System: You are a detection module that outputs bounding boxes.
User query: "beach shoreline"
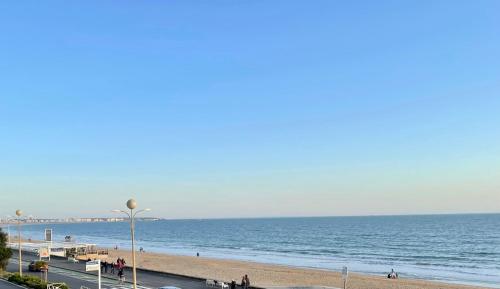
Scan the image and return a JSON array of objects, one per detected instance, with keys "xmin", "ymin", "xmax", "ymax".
[{"xmin": 99, "ymin": 247, "xmax": 494, "ymax": 289}]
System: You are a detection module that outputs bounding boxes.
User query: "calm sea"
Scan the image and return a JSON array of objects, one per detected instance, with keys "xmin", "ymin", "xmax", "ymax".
[{"xmin": 10, "ymin": 214, "xmax": 500, "ymax": 288}]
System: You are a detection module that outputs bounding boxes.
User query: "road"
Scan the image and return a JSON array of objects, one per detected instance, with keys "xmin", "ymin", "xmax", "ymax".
[
  {"xmin": 7, "ymin": 259, "xmax": 108, "ymax": 289},
  {"xmin": 7, "ymin": 251, "xmax": 218, "ymax": 289},
  {"xmin": 0, "ymin": 278, "xmax": 26, "ymax": 289}
]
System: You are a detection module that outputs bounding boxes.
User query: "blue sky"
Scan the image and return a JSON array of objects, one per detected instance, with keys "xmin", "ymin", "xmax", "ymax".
[{"xmin": 0, "ymin": 1, "xmax": 499, "ymax": 218}]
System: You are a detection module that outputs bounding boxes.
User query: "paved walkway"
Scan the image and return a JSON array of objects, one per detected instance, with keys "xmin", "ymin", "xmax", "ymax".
[
  {"xmin": 10, "ymin": 250, "xmax": 217, "ymax": 289},
  {"xmin": 8, "ymin": 259, "xmax": 155, "ymax": 289}
]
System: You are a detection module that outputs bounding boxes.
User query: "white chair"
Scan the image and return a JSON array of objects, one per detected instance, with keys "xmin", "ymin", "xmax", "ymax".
[
  {"xmin": 67, "ymin": 257, "xmax": 79, "ymax": 263},
  {"xmin": 220, "ymin": 282, "xmax": 229, "ymax": 289},
  {"xmin": 206, "ymin": 280, "xmax": 216, "ymax": 287}
]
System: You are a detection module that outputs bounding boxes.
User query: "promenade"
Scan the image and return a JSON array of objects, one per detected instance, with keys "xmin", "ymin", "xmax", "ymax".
[{"xmin": 9, "ymin": 250, "xmax": 211, "ymax": 289}]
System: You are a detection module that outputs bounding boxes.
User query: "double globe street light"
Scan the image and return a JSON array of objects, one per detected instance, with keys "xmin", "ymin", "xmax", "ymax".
[{"xmin": 112, "ymin": 199, "xmax": 151, "ymax": 289}]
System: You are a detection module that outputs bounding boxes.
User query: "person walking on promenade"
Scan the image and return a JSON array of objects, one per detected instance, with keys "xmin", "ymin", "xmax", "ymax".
[
  {"xmin": 230, "ymin": 280, "xmax": 236, "ymax": 289},
  {"xmin": 110, "ymin": 262, "xmax": 115, "ymax": 274},
  {"xmin": 116, "ymin": 257, "xmax": 123, "ymax": 276}
]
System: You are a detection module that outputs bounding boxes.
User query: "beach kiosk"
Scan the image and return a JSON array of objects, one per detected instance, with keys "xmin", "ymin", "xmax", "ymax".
[{"xmin": 11, "ymin": 241, "xmax": 108, "ymax": 260}]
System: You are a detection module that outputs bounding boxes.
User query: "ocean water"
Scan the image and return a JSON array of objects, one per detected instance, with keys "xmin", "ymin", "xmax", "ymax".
[{"xmin": 9, "ymin": 214, "xmax": 500, "ymax": 288}]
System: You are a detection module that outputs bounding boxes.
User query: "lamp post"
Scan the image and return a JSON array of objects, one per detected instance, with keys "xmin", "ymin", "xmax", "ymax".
[
  {"xmin": 112, "ymin": 199, "xmax": 151, "ymax": 289},
  {"xmin": 16, "ymin": 209, "xmax": 23, "ymax": 276}
]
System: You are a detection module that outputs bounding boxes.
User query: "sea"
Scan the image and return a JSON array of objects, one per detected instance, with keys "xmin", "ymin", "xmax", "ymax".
[{"xmin": 7, "ymin": 214, "xmax": 500, "ymax": 288}]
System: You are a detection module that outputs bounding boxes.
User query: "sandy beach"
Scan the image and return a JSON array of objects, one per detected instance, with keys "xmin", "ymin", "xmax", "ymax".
[{"xmin": 101, "ymin": 249, "xmax": 492, "ymax": 289}]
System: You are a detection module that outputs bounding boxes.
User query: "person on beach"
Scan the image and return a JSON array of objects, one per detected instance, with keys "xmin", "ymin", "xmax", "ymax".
[
  {"xmin": 244, "ymin": 275, "xmax": 250, "ymax": 289},
  {"xmin": 241, "ymin": 276, "xmax": 246, "ymax": 289},
  {"xmin": 230, "ymin": 280, "xmax": 236, "ymax": 289},
  {"xmin": 387, "ymin": 269, "xmax": 398, "ymax": 279}
]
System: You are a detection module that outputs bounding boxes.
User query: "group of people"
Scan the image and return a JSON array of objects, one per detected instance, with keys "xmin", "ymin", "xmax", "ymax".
[
  {"xmin": 240, "ymin": 275, "xmax": 250, "ymax": 289},
  {"xmin": 99, "ymin": 258, "xmax": 127, "ymax": 283},
  {"xmin": 226, "ymin": 275, "xmax": 250, "ymax": 289}
]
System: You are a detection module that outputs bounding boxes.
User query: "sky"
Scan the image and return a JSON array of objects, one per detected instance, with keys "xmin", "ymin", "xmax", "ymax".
[{"xmin": 0, "ymin": 1, "xmax": 499, "ymax": 219}]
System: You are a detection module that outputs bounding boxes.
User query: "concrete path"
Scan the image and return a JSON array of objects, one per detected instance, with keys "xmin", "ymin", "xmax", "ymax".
[{"xmin": 9, "ymin": 250, "xmax": 226, "ymax": 289}]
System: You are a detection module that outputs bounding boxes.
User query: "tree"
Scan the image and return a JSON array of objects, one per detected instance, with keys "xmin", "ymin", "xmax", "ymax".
[{"xmin": 0, "ymin": 228, "xmax": 12, "ymax": 271}]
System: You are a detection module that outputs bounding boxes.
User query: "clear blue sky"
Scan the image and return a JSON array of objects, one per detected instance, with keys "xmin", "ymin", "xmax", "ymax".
[{"xmin": 1, "ymin": 1, "xmax": 499, "ymax": 218}]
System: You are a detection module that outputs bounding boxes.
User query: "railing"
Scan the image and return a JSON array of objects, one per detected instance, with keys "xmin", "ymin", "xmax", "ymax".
[
  {"xmin": 75, "ymin": 249, "xmax": 109, "ymax": 260},
  {"xmin": 84, "ymin": 249, "xmax": 109, "ymax": 255},
  {"xmin": 47, "ymin": 283, "xmax": 66, "ymax": 289}
]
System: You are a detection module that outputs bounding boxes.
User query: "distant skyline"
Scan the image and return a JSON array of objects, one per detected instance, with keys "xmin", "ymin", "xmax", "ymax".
[
  {"xmin": 3, "ymin": 213, "xmax": 499, "ymax": 222},
  {"xmin": 1, "ymin": 1, "xmax": 499, "ymax": 218}
]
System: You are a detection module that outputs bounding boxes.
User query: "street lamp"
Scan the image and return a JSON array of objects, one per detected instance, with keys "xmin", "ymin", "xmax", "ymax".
[
  {"xmin": 112, "ymin": 199, "xmax": 151, "ymax": 289},
  {"xmin": 15, "ymin": 209, "xmax": 23, "ymax": 276}
]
